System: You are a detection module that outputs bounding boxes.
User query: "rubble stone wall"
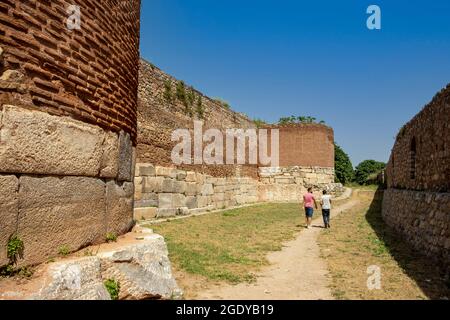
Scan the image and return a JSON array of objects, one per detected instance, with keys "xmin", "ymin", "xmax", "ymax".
[{"xmin": 382, "ymin": 84, "xmax": 450, "ymax": 278}]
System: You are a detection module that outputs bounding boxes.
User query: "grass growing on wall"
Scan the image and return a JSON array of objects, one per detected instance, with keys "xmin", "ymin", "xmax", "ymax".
[{"xmin": 147, "ymin": 203, "xmax": 306, "ymax": 284}]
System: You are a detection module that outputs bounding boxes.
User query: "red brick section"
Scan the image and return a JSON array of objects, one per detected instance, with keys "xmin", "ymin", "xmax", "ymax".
[
  {"xmin": 0, "ymin": 0, "xmax": 141, "ymax": 143},
  {"xmin": 385, "ymin": 84, "xmax": 450, "ymax": 192},
  {"xmin": 137, "ymin": 59, "xmax": 259, "ymax": 178},
  {"xmin": 262, "ymin": 124, "xmax": 335, "ymax": 168},
  {"xmin": 137, "ymin": 60, "xmax": 335, "ymax": 176}
]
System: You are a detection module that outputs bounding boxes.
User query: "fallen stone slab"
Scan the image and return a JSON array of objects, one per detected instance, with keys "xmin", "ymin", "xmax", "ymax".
[
  {"xmin": 0, "ymin": 230, "xmax": 182, "ymax": 301},
  {"xmin": 30, "ymin": 257, "xmax": 110, "ymax": 300},
  {"xmin": 98, "ymin": 234, "xmax": 182, "ymax": 300}
]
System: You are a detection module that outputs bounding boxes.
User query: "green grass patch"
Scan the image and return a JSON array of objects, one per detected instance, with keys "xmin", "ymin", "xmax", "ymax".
[{"xmin": 146, "ymin": 203, "xmax": 305, "ymax": 284}]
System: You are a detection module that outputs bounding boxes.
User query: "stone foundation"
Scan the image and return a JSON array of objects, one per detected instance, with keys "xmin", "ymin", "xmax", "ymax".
[
  {"xmin": 134, "ymin": 164, "xmax": 259, "ymax": 219},
  {"xmin": 258, "ymin": 166, "xmax": 343, "ymax": 202},
  {"xmin": 382, "ymin": 189, "xmax": 450, "ymax": 277},
  {"xmin": 134, "ymin": 164, "xmax": 341, "ymax": 220},
  {"xmin": 0, "ymin": 106, "xmax": 135, "ymax": 267}
]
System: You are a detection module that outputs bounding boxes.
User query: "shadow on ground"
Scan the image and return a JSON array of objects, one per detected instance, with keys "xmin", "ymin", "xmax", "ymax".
[{"xmin": 365, "ymin": 188, "xmax": 450, "ymax": 299}]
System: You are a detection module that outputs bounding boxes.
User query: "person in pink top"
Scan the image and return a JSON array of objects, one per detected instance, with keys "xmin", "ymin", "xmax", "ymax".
[{"xmin": 303, "ymin": 187, "xmax": 318, "ymax": 229}]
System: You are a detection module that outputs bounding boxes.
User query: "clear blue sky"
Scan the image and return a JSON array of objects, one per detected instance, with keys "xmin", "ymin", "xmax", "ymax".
[{"xmin": 140, "ymin": 0, "xmax": 450, "ymax": 166}]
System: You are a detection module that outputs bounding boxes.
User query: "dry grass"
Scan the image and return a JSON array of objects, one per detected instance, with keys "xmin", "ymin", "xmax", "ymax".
[
  {"xmin": 318, "ymin": 191, "xmax": 450, "ymax": 300},
  {"xmin": 147, "ymin": 203, "xmax": 307, "ymax": 285}
]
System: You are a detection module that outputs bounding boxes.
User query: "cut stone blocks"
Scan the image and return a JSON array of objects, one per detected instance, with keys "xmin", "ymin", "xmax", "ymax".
[
  {"xmin": 134, "ymin": 207, "xmax": 158, "ymax": 221},
  {"xmin": 118, "ymin": 131, "xmax": 133, "ymax": 182},
  {"xmin": 143, "ymin": 176, "xmax": 164, "ymax": 193},
  {"xmin": 201, "ymin": 184, "xmax": 214, "ymax": 196},
  {"xmin": 186, "ymin": 196, "xmax": 198, "ymax": 209},
  {"xmin": 106, "ymin": 180, "xmax": 134, "ymax": 236},
  {"xmin": 99, "ymin": 131, "xmax": 120, "ymax": 178},
  {"xmin": 0, "ymin": 175, "xmax": 19, "ymax": 266},
  {"xmin": 135, "ymin": 163, "xmax": 156, "ymax": 177},
  {"xmin": 156, "ymin": 209, "xmax": 178, "ymax": 218},
  {"xmin": 155, "ymin": 166, "xmax": 177, "ymax": 178},
  {"xmin": 16, "ymin": 176, "xmax": 107, "ymax": 266},
  {"xmin": 0, "ymin": 105, "xmax": 118, "ymax": 178}
]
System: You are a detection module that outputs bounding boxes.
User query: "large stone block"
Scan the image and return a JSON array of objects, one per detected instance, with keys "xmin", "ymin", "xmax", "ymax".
[
  {"xmin": 186, "ymin": 196, "xmax": 198, "ymax": 209},
  {"xmin": 31, "ymin": 257, "xmax": 110, "ymax": 300},
  {"xmin": 173, "ymin": 194, "xmax": 186, "ymax": 208},
  {"xmin": 197, "ymin": 196, "xmax": 208, "ymax": 208},
  {"xmin": 135, "ymin": 163, "xmax": 156, "ymax": 177},
  {"xmin": 99, "ymin": 131, "xmax": 119, "ymax": 178},
  {"xmin": 106, "ymin": 181, "xmax": 134, "ymax": 236},
  {"xmin": 185, "ymin": 172, "xmax": 196, "ymax": 182},
  {"xmin": 118, "ymin": 131, "xmax": 133, "ymax": 182},
  {"xmin": 155, "ymin": 166, "xmax": 177, "ymax": 178},
  {"xmin": 98, "ymin": 236, "xmax": 182, "ymax": 299},
  {"xmin": 143, "ymin": 176, "xmax": 164, "ymax": 193},
  {"xmin": 201, "ymin": 183, "xmax": 214, "ymax": 196},
  {"xmin": 17, "ymin": 176, "xmax": 106, "ymax": 266},
  {"xmin": 0, "ymin": 105, "xmax": 116, "ymax": 178},
  {"xmin": 134, "ymin": 207, "xmax": 158, "ymax": 221},
  {"xmin": 0, "ymin": 175, "xmax": 19, "ymax": 266},
  {"xmin": 156, "ymin": 209, "xmax": 178, "ymax": 218},
  {"xmin": 185, "ymin": 182, "xmax": 199, "ymax": 196},
  {"xmin": 158, "ymin": 193, "xmax": 174, "ymax": 209}
]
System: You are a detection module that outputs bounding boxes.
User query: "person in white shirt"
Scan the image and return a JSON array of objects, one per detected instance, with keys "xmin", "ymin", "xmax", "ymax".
[{"xmin": 320, "ymin": 190, "xmax": 332, "ymax": 229}]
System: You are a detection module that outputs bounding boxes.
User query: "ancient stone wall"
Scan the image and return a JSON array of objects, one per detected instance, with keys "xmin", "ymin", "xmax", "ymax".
[
  {"xmin": 385, "ymin": 85, "xmax": 449, "ymax": 192},
  {"xmin": 135, "ymin": 60, "xmax": 338, "ymax": 218},
  {"xmin": 258, "ymin": 166, "xmax": 342, "ymax": 202},
  {"xmin": 133, "ymin": 164, "xmax": 343, "ymax": 220},
  {"xmin": 134, "ymin": 164, "xmax": 259, "ymax": 220},
  {"xmin": 382, "ymin": 84, "xmax": 450, "ymax": 277},
  {"xmin": 0, "ymin": 0, "xmax": 141, "ymax": 267}
]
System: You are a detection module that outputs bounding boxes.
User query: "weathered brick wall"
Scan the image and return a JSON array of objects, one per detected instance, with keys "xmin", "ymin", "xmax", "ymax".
[
  {"xmin": 270, "ymin": 124, "xmax": 335, "ymax": 168},
  {"xmin": 138, "ymin": 59, "xmax": 258, "ymax": 178},
  {"xmin": 0, "ymin": 0, "xmax": 140, "ymax": 267},
  {"xmin": 382, "ymin": 84, "xmax": 450, "ymax": 278},
  {"xmin": 0, "ymin": 0, "xmax": 140, "ymax": 142},
  {"xmin": 138, "ymin": 60, "xmax": 335, "ymax": 178}
]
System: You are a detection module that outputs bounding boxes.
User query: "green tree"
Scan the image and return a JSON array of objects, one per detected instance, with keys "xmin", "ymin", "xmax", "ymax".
[
  {"xmin": 354, "ymin": 160, "xmax": 386, "ymax": 185},
  {"xmin": 334, "ymin": 143, "xmax": 354, "ymax": 184}
]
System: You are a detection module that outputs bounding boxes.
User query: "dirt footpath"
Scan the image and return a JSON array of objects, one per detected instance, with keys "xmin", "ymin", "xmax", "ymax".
[{"xmin": 195, "ymin": 199, "xmax": 359, "ymax": 300}]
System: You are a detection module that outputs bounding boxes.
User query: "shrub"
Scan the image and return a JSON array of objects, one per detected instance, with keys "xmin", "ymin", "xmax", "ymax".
[
  {"xmin": 104, "ymin": 279, "xmax": 120, "ymax": 300},
  {"xmin": 196, "ymin": 96, "xmax": 205, "ymax": 119},
  {"xmin": 334, "ymin": 143, "xmax": 354, "ymax": 184},
  {"xmin": 58, "ymin": 245, "xmax": 70, "ymax": 256},
  {"xmin": 163, "ymin": 80, "xmax": 172, "ymax": 102},
  {"xmin": 214, "ymin": 98, "xmax": 231, "ymax": 109},
  {"xmin": 7, "ymin": 235, "xmax": 24, "ymax": 265},
  {"xmin": 354, "ymin": 160, "xmax": 386, "ymax": 185},
  {"xmin": 106, "ymin": 232, "xmax": 118, "ymax": 243},
  {"xmin": 176, "ymin": 81, "xmax": 187, "ymax": 103},
  {"xmin": 278, "ymin": 115, "xmax": 325, "ymax": 125},
  {"xmin": 253, "ymin": 118, "xmax": 267, "ymax": 128}
]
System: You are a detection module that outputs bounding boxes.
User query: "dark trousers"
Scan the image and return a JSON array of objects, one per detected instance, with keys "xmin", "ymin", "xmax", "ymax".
[{"xmin": 322, "ymin": 209, "xmax": 330, "ymax": 226}]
